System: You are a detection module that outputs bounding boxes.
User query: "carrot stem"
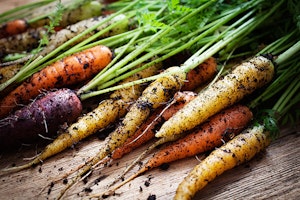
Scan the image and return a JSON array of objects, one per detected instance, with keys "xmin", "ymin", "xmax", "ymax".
[
  {"xmin": 80, "ymin": 1, "xmax": 281, "ymax": 99},
  {"xmin": 275, "ymin": 40, "xmax": 300, "ymax": 66},
  {"xmin": 80, "ymin": 1, "xmax": 266, "ymax": 98},
  {"xmin": 257, "ymin": 30, "xmax": 297, "ymax": 56},
  {"xmin": 78, "ymin": 28, "xmax": 145, "ymax": 93},
  {"xmin": 182, "ymin": 0, "xmax": 283, "ymax": 73},
  {"xmin": 274, "ymin": 76, "xmax": 300, "ymax": 115},
  {"xmin": 78, "ymin": 0, "xmax": 217, "ymax": 95}
]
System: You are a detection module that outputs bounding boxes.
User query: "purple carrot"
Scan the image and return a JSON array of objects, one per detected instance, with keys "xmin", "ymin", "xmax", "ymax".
[{"xmin": 0, "ymin": 88, "xmax": 82, "ymax": 150}]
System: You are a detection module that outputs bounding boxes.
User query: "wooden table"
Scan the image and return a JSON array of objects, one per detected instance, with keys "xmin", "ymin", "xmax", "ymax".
[{"xmin": 0, "ymin": 1, "xmax": 299, "ymax": 200}]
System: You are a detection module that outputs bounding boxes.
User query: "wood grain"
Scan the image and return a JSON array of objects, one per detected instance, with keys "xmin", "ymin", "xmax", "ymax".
[{"xmin": 0, "ymin": 1, "xmax": 299, "ymax": 200}]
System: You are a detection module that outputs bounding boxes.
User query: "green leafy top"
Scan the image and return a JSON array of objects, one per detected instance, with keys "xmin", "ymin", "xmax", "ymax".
[
  {"xmin": 167, "ymin": 0, "xmax": 193, "ymax": 13},
  {"xmin": 287, "ymin": 0, "xmax": 300, "ymax": 31},
  {"xmin": 40, "ymin": 1, "xmax": 64, "ymax": 46},
  {"xmin": 136, "ymin": 11, "xmax": 169, "ymax": 32}
]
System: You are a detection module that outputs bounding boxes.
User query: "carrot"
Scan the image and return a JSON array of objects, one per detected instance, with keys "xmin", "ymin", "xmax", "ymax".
[
  {"xmin": 86, "ymin": 66, "xmax": 186, "ymax": 164},
  {"xmin": 94, "ymin": 104, "xmax": 253, "ymax": 198},
  {"xmin": 57, "ymin": 66, "xmax": 187, "ymax": 199},
  {"xmin": 155, "ymin": 55, "xmax": 275, "ymax": 141},
  {"xmin": 0, "ymin": 62, "xmax": 161, "ymax": 174},
  {"xmin": 0, "ymin": 19, "xmax": 28, "ymax": 39},
  {"xmin": 0, "ymin": 88, "xmax": 82, "ymax": 151},
  {"xmin": 88, "ymin": 66, "xmax": 186, "ymax": 164},
  {"xmin": 21, "ymin": 0, "xmax": 102, "ymax": 30},
  {"xmin": 100, "ymin": 92, "xmax": 196, "ymax": 186},
  {"xmin": 35, "ymin": 14, "xmax": 127, "ymax": 58},
  {"xmin": 174, "ymin": 124, "xmax": 270, "ymax": 200},
  {"xmin": 0, "ymin": 45, "xmax": 112, "ymax": 118},
  {"xmin": 181, "ymin": 57, "xmax": 217, "ymax": 91}
]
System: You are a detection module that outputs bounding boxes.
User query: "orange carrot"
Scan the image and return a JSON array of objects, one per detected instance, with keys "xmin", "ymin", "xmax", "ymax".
[
  {"xmin": 0, "ymin": 19, "xmax": 28, "ymax": 39},
  {"xmin": 181, "ymin": 57, "xmax": 217, "ymax": 91},
  {"xmin": 0, "ymin": 45, "xmax": 112, "ymax": 118},
  {"xmin": 142, "ymin": 104, "xmax": 253, "ymax": 168},
  {"xmin": 94, "ymin": 104, "xmax": 253, "ymax": 198}
]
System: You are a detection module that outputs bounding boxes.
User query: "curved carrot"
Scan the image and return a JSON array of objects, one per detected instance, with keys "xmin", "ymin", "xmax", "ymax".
[
  {"xmin": 174, "ymin": 124, "xmax": 270, "ymax": 200},
  {"xmin": 0, "ymin": 45, "xmax": 112, "ymax": 118},
  {"xmin": 0, "ymin": 19, "xmax": 28, "ymax": 39},
  {"xmin": 92, "ymin": 104, "xmax": 253, "ymax": 198},
  {"xmin": 143, "ymin": 104, "xmax": 253, "ymax": 168}
]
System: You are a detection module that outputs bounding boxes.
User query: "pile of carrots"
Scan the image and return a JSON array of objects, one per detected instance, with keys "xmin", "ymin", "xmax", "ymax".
[{"xmin": 0, "ymin": 0, "xmax": 299, "ymax": 199}]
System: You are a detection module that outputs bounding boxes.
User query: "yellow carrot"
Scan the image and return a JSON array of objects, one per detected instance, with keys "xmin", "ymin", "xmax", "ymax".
[
  {"xmin": 155, "ymin": 56, "xmax": 275, "ymax": 140},
  {"xmin": 174, "ymin": 124, "xmax": 270, "ymax": 200}
]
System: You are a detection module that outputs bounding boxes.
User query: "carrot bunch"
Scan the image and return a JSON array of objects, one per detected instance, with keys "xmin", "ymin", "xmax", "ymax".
[{"xmin": 0, "ymin": 1, "xmax": 299, "ymax": 200}]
